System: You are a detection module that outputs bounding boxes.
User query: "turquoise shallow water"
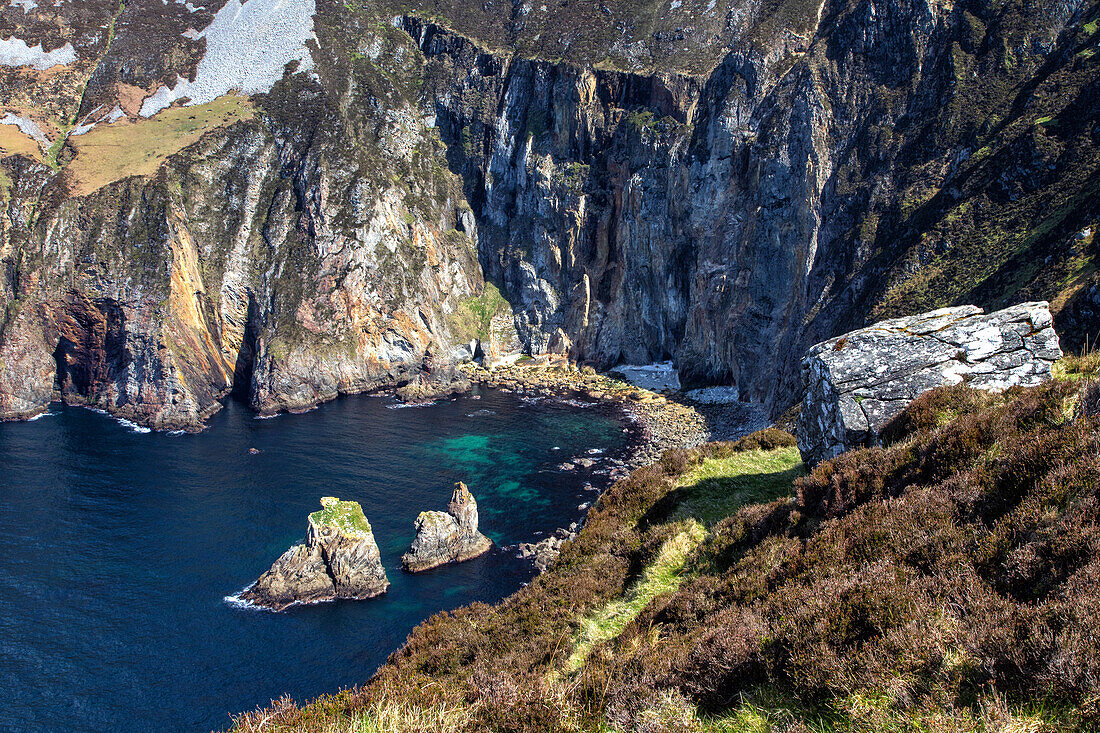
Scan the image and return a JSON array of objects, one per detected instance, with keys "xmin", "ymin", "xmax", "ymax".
[{"xmin": 0, "ymin": 388, "xmax": 628, "ymax": 732}]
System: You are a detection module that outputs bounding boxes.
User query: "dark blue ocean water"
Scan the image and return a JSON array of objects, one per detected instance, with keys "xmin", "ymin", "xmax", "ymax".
[{"xmin": 0, "ymin": 388, "xmax": 627, "ymax": 732}]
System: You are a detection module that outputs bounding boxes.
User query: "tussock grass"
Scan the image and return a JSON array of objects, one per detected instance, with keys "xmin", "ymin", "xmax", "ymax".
[
  {"xmin": 1055, "ymin": 348, "xmax": 1100, "ymax": 380},
  {"xmin": 565, "ymin": 520, "xmax": 706, "ymax": 674},
  {"xmin": 349, "ymin": 699, "xmax": 473, "ymax": 733},
  {"xmin": 670, "ymin": 446, "xmax": 805, "ymax": 527},
  {"xmin": 66, "ymin": 95, "xmax": 254, "ymax": 196},
  {"xmin": 610, "ymin": 685, "xmax": 1080, "ymax": 732}
]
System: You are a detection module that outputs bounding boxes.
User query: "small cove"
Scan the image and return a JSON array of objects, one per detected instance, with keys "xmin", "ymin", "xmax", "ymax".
[{"xmin": 0, "ymin": 387, "xmax": 629, "ymax": 732}]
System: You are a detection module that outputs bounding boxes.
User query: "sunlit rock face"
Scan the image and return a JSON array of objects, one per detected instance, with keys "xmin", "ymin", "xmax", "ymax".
[
  {"xmin": 0, "ymin": 0, "xmax": 1096, "ymax": 427},
  {"xmin": 797, "ymin": 303, "xmax": 1063, "ymax": 466},
  {"xmin": 241, "ymin": 497, "xmax": 390, "ymax": 611},
  {"xmin": 402, "ymin": 482, "xmax": 493, "ymax": 572}
]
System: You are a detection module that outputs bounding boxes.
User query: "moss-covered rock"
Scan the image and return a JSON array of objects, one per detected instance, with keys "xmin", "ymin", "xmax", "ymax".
[{"xmin": 241, "ymin": 498, "xmax": 389, "ymax": 611}]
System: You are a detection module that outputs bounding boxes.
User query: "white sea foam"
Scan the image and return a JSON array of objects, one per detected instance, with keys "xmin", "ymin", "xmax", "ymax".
[
  {"xmin": 115, "ymin": 418, "xmax": 152, "ymax": 433},
  {"xmin": 140, "ymin": 0, "xmax": 316, "ymax": 116},
  {"xmin": 0, "ymin": 37, "xmax": 76, "ymax": 70},
  {"xmin": 386, "ymin": 401, "xmax": 436, "ymax": 409},
  {"xmin": 223, "ymin": 586, "xmax": 267, "ymax": 610},
  {"xmin": 224, "ymin": 585, "xmax": 334, "ymax": 611},
  {"xmin": 26, "ymin": 410, "xmax": 54, "ymax": 421}
]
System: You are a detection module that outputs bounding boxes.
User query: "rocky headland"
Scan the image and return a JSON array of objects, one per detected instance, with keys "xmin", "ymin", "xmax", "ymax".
[
  {"xmin": 240, "ymin": 498, "xmax": 389, "ymax": 611},
  {"xmin": 402, "ymin": 482, "xmax": 492, "ymax": 572}
]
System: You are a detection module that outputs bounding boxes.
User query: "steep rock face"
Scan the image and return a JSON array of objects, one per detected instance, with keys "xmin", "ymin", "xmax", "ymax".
[
  {"xmin": 2, "ymin": 0, "xmax": 1098, "ymax": 428},
  {"xmin": 241, "ymin": 497, "xmax": 389, "ymax": 611},
  {"xmin": 404, "ymin": 0, "xmax": 1099, "ymax": 409},
  {"xmin": 796, "ymin": 302, "xmax": 1062, "ymax": 466},
  {"xmin": 0, "ymin": 2, "xmax": 491, "ymax": 429},
  {"xmin": 402, "ymin": 482, "xmax": 493, "ymax": 572}
]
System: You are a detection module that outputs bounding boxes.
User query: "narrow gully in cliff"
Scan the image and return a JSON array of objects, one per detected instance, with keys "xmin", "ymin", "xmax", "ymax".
[{"xmin": 230, "ymin": 292, "xmax": 261, "ymax": 402}]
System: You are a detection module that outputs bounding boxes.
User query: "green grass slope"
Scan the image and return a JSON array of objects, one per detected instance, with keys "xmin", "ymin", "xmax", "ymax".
[{"xmin": 228, "ymin": 378, "xmax": 1100, "ymax": 731}]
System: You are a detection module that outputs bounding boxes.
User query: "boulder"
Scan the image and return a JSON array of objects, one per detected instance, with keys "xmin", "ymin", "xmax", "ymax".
[
  {"xmin": 796, "ymin": 302, "xmax": 1062, "ymax": 466},
  {"xmin": 240, "ymin": 497, "xmax": 389, "ymax": 611},
  {"xmin": 402, "ymin": 482, "xmax": 492, "ymax": 572},
  {"xmin": 517, "ymin": 536, "xmax": 564, "ymax": 572},
  {"xmin": 395, "ymin": 349, "xmax": 471, "ymax": 402}
]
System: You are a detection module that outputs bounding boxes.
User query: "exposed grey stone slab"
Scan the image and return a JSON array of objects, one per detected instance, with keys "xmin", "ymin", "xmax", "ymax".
[{"xmin": 796, "ymin": 302, "xmax": 1062, "ymax": 466}]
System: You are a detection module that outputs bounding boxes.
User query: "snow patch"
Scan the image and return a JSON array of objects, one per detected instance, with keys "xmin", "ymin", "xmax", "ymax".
[
  {"xmin": 70, "ymin": 104, "xmax": 127, "ymax": 135},
  {"xmin": 0, "ymin": 112, "xmax": 49, "ymax": 150},
  {"xmin": 0, "ymin": 37, "xmax": 76, "ymax": 70},
  {"xmin": 610, "ymin": 361, "xmax": 681, "ymax": 392},
  {"xmin": 140, "ymin": 0, "xmax": 316, "ymax": 117},
  {"xmin": 9, "ymin": 0, "xmax": 37, "ymax": 12}
]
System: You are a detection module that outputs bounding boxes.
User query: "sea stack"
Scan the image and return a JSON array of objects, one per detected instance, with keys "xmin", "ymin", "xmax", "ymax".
[
  {"xmin": 240, "ymin": 497, "xmax": 389, "ymax": 611},
  {"xmin": 402, "ymin": 482, "xmax": 493, "ymax": 572}
]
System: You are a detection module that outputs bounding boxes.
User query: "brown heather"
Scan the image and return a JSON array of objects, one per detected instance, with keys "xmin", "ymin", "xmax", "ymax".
[{"xmin": 231, "ymin": 379, "xmax": 1100, "ymax": 732}]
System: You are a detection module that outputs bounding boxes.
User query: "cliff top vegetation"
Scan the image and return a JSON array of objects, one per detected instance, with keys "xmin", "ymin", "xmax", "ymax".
[
  {"xmin": 231, "ymin": 358, "xmax": 1100, "ymax": 732},
  {"xmin": 310, "ymin": 499, "xmax": 374, "ymax": 536}
]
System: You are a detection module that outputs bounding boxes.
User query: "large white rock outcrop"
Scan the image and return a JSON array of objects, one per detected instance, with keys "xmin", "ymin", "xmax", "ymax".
[{"xmin": 796, "ymin": 303, "xmax": 1062, "ymax": 466}]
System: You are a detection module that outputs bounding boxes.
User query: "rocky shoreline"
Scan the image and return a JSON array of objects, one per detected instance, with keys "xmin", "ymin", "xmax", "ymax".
[
  {"xmin": 459, "ymin": 360, "xmax": 770, "ymax": 571},
  {"xmin": 461, "ymin": 360, "xmax": 769, "ymax": 469}
]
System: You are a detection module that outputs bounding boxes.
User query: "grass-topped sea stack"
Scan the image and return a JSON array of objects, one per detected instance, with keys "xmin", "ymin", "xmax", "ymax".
[
  {"xmin": 240, "ymin": 498, "xmax": 389, "ymax": 611},
  {"xmin": 402, "ymin": 482, "xmax": 492, "ymax": 572}
]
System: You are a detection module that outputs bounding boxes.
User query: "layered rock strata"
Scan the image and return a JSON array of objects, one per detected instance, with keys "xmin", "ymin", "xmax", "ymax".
[
  {"xmin": 241, "ymin": 497, "xmax": 389, "ymax": 611},
  {"xmin": 797, "ymin": 303, "xmax": 1063, "ymax": 466},
  {"xmin": 1, "ymin": 0, "xmax": 1095, "ymax": 431},
  {"xmin": 402, "ymin": 482, "xmax": 492, "ymax": 572}
]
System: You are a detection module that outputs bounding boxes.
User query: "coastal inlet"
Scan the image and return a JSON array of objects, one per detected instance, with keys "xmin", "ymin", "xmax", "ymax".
[{"xmin": 0, "ymin": 387, "xmax": 629, "ymax": 732}]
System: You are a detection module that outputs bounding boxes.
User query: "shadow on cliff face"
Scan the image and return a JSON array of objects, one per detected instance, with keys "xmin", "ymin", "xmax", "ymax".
[
  {"xmin": 50, "ymin": 293, "xmax": 128, "ymax": 405},
  {"xmin": 230, "ymin": 294, "xmax": 261, "ymax": 403}
]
